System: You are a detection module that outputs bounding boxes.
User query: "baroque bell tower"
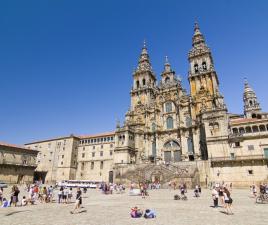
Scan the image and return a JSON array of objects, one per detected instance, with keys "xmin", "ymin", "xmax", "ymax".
[
  {"xmin": 188, "ymin": 22, "xmax": 225, "ymax": 118},
  {"xmin": 243, "ymin": 79, "xmax": 261, "ymax": 118},
  {"xmin": 130, "ymin": 41, "xmax": 157, "ymax": 110}
]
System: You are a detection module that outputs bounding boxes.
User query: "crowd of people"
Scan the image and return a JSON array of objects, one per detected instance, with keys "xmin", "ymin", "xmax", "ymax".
[
  {"xmin": 250, "ymin": 183, "xmax": 268, "ymax": 197},
  {"xmin": 99, "ymin": 182, "xmax": 125, "ymax": 194},
  {"xmin": 0, "ymin": 183, "xmax": 84, "ymax": 214},
  {"xmin": 130, "ymin": 206, "xmax": 156, "ymax": 218},
  {"xmin": 1, "ymin": 180, "xmax": 268, "ymax": 218},
  {"xmin": 211, "ymin": 185, "xmax": 233, "ymax": 215}
]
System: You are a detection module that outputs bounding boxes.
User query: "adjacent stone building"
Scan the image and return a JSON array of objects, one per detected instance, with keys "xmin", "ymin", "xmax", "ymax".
[
  {"xmin": 0, "ymin": 142, "xmax": 38, "ymax": 184},
  {"xmin": 25, "ymin": 135, "xmax": 80, "ymax": 183},
  {"xmin": 23, "ymin": 22, "xmax": 268, "ymax": 187}
]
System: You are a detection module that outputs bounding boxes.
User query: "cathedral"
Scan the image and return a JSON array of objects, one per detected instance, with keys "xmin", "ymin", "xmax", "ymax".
[{"xmin": 23, "ymin": 22, "xmax": 268, "ymax": 187}]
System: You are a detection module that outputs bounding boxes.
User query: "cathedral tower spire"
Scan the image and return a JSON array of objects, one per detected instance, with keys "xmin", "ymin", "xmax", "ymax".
[
  {"xmin": 188, "ymin": 22, "xmax": 225, "ymax": 117},
  {"xmin": 135, "ymin": 40, "xmax": 155, "ymax": 75},
  {"xmin": 243, "ymin": 78, "xmax": 261, "ymax": 118},
  {"xmin": 130, "ymin": 41, "xmax": 157, "ymax": 110}
]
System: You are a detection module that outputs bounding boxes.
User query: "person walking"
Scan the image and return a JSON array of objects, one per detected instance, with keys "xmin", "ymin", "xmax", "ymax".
[
  {"xmin": 223, "ymin": 187, "xmax": 233, "ymax": 215},
  {"xmin": 58, "ymin": 187, "xmax": 63, "ymax": 204},
  {"xmin": 218, "ymin": 186, "xmax": 224, "ymax": 206},
  {"xmin": 67, "ymin": 188, "xmax": 73, "ymax": 203},
  {"xmin": 70, "ymin": 187, "xmax": 82, "ymax": 214},
  {"xmin": 140, "ymin": 183, "xmax": 145, "ymax": 199},
  {"xmin": 13, "ymin": 186, "xmax": 20, "ymax": 207}
]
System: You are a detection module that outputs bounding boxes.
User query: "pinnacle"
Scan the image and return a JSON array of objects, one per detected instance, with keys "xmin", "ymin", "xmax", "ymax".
[
  {"xmin": 135, "ymin": 40, "xmax": 153, "ymax": 73},
  {"xmin": 163, "ymin": 56, "xmax": 172, "ymax": 73},
  {"xmin": 194, "ymin": 20, "xmax": 202, "ymax": 36}
]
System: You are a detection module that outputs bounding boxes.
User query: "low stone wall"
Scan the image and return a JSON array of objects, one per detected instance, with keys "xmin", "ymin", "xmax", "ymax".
[{"xmin": 0, "ymin": 165, "xmax": 35, "ymax": 184}]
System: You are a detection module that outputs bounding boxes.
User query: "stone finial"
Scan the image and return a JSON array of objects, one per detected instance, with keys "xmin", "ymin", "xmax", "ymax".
[
  {"xmin": 116, "ymin": 119, "xmax": 120, "ymax": 128},
  {"xmin": 163, "ymin": 56, "xmax": 171, "ymax": 73}
]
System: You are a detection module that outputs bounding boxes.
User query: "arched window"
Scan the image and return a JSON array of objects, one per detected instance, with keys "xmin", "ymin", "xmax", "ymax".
[
  {"xmin": 239, "ymin": 127, "xmax": 245, "ymax": 134},
  {"xmin": 166, "ymin": 117, "xmax": 174, "ymax": 129},
  {"xmin": 214, "ymin": 122, "xmax": 219, "ymax": 129},
  {"xmin": 136, "ymin": 80, "xmax": 140, "ymax": 89},
  {"xmin": 194, "ymin": 64, "xmax": 199, "ymax": 73},
  {"xmin": 249, "ymin": 100, "xmax": 253, "ymax": 106},
  {"xmin": 267, "ymin": 124, "xmax": 268, "ymax": 130},
  {"xmin": 259, "ymin": 125, "xmax": 266, "ymax": 132},
  {"xmin": 245, "ymin": 126, "xmax": 252, "ymax": 133},
  {"xmin": 142, "ymin": 78, "xmax": 146, "ymax": 86},
  {"xmin": 165, "ymin": 102, "xmax": 172, "ymax": 113},
  {"xmin": 232, "ymin": 128, "xmax": 238, "ymax": 134},
  {"xmin": 202, "ymin": 61, "xmax": 207, "ymax": 70},
  {"xmin": 252, "ymin": 126, "xmax": 259, "ymax": 132},
  {"xmin": 257, "ymin": 114, "xmax": 262, "ymax": 119},
  {"xmin": 165, "ymin": 77, "xmax": 170, "ymax": 83},
  {"xmin": 252, "ymin": 113, "xmax": 256, "ymax": 118},
  {"xmin": 209, "ymin": 123, "xmax": 214, "ymax": 130}
]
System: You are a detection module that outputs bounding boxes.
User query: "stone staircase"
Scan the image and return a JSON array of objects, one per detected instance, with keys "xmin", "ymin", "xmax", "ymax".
[{"xmin": 121, "ymin": 162, "xmax": 199, "ymax": 188}]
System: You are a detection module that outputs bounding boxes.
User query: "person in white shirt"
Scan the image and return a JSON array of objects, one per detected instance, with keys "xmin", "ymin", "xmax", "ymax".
[
  {"xmin": 211, "ymin": 187, "xmax": 219, "ymax": 208},
  {"xmin": 21, "ymin": 196, "xmax": 27, "ymax": 206},
  {"xmin": 223, "ymin": 187, "xmax": 233, "ymax": 215},
  {"xmin": 67, "ymin": 188, "xmax": 73, "ymax": 203}
]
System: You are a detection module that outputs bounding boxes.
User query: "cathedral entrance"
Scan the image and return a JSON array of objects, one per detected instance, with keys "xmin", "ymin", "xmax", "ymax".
[{"xmin": 163, "ymin": 141, "xmax": 181, "ymax": 163}]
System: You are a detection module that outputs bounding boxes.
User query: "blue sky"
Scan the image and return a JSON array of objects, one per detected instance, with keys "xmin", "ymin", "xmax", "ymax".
[{"xmin": 0, "ymin": 0, "xmax": 267, "ymax": 144}]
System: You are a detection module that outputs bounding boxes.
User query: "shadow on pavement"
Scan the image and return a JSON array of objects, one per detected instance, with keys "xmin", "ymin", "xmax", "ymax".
[{"xmin": 5, "ymin": 210, "xmax": 31, "ymax": 216}]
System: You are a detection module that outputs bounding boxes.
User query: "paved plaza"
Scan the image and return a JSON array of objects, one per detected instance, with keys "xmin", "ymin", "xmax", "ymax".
[{"xmin": 0, "ymin": 188, "xmax": 267, "ymax": 225}]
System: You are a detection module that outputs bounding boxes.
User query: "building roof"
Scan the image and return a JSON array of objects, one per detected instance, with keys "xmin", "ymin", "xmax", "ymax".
[
  {"xmin": 24, "ymin": 131, "xmax": 115, "ymax": 145},
  {"xmin": 0, "ymin": 141, "xmax": 39, "ymax": 152},
  {"xmin": 25, "ymin": 134, "xmax": 80, "ymax": 145},
  {"xmin": 79, "ymin": 131, "xmax": 115, "ymax": 139}
]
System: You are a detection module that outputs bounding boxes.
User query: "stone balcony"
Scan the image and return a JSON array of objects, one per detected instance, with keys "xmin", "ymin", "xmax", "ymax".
[{"xmin": 211, "ymin": 154, "xmax": 268, "ymax": 167}]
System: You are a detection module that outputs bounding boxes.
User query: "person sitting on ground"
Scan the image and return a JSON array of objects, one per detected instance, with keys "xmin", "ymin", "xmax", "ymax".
[
  {"xmin": 21, "ymin": 196, "xmax": 28, "ymax": 206},
  {"xmin": 130, "ymin": 206, "xmax": 143, "ymax": 218},
  {"xmin": 174, "ymin": 194, "xmax": 180, "ymax": 200},
  {"xmin": 144, "ymin": 209, "xmax": 156, "ymax": 218},
  {"xmin": 1, "ymin": 198, "xmax": 9, "ymax": 208}
]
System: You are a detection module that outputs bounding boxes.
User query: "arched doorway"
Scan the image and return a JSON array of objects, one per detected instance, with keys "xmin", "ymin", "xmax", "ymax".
[{"xmin": 163, "ymin": 140, "xmax": 181, "ymax": 163}]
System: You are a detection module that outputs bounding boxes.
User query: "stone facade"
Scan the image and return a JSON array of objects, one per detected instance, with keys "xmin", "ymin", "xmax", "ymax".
[
  {"xmin": 0, "ymin": 142, "xmax": 38, "ymax": 184},
  {"xmin": 21, "ymin": 22, "xmax": 268, "ymax": 187},
  {"xmin": 75, "ymin": 132, "xmax": 115, "ymax": 182},
  {"xmin": 25, "ymin": 136, "xmax": 80, "ymax": 183}
]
